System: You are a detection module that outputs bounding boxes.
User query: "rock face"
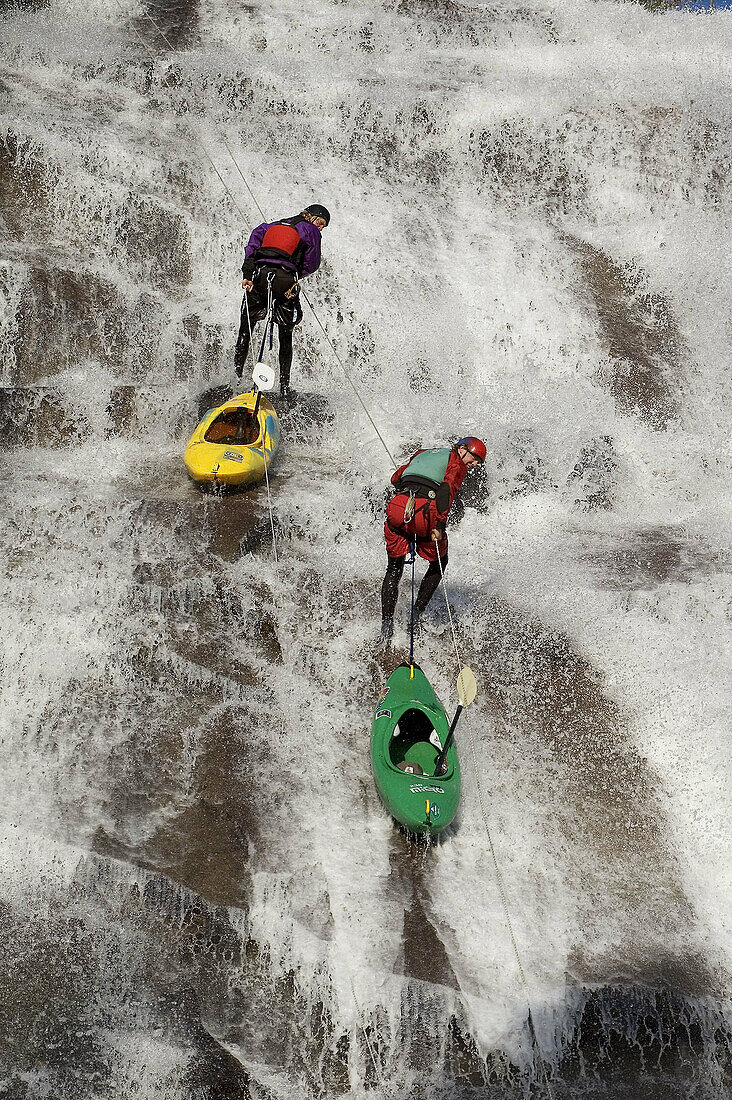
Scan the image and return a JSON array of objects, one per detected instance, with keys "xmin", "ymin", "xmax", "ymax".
[{"xmin": 0, "ymin": 0, "xmax": 730, "ymax": 1096}]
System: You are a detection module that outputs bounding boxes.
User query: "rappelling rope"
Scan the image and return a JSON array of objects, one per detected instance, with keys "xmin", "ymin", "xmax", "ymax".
[
  {"xmin": 114, "ymin": 0, "xmax": 283, "ymax": 562},
  {"xmin": 255, "ymin": 274, "xmax": 275, "ymax": 365},
  {"xmin": 349, "ymin": 976, "xmax": 389, "ymax": 1096},
  {"xmin": 116, "ymin": 1, "xmax": 397, "ymax": 473},
  {"xmin": 239, "ymin": 277, "xmax": 278, "ymax": 564},
  {"xmin": 223, "ymin": 136, "xmax": 267, "ymax": 222},
  {"xmin": 298, "ymin": 282, "xmax": 397, "ymax": 467},
  {"xmin": 435, "ymin": 554, "xmax": 555, "ymax": 1100},
  {"xmin": 113, "ymin": 0, "xmax": 251, "ymax": 226}
]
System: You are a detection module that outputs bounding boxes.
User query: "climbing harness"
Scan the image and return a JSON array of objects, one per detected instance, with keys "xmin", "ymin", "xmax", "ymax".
[{"xmin": 255, "ymin": 271, "xmax": 276, "ymax": 367}]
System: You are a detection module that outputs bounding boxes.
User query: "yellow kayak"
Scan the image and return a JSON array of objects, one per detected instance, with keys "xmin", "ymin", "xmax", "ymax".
[{"xmin": 184, "ymin": 390, "xmax": 281, "ymax": 487}]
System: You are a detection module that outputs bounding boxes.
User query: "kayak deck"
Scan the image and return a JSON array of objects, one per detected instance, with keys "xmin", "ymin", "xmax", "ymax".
[
  {"xmin": 371, "ymin": 664, "xmax": 460, "ymax": 834},
  {"xmin": 184, "ymin": 391, "xmax": 280, "ymax": 487}
]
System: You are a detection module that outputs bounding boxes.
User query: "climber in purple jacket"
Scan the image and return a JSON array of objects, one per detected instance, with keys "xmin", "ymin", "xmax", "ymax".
[{"xmin": 234, "ymin": 204, "xmax": 330, "ymax": 398}]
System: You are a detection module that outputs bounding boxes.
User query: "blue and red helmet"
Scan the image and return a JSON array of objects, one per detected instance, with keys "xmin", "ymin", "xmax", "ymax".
[{"xmin": 456, "ymin": 436, "xmax": 487, "ymax": 463}]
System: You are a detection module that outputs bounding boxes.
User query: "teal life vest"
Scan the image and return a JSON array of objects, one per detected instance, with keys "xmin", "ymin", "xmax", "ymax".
[
  {"xmin": 400, "ymin": 448, "xmax": 450, "ymax": 488},
  {"xmin": 397, "ymin": 448, "xmax": 451, "ymax": 512}
]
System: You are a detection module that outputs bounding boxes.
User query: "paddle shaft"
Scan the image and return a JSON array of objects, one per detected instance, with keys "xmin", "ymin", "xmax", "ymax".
[
  {"xmin": 433, "ymin": 704, "xmax": 463, "ymax": 776},
  {"xmin": 254, "ymin": 389, "xmax": 262, "ymax": 417}
]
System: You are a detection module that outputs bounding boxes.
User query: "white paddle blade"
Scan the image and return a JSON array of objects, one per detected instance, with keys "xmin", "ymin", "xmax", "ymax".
[
  {"xmin": 252, "ymin": 363, "xmax": 275, "ymax": 392},
  {"xmin": 457, "ymin": 667, "xmax": 477, "ymax": 707}
]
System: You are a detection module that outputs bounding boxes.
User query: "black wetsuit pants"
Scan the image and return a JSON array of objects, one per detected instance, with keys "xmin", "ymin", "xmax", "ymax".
[
  {"xmin": 235, "ymin": 317, "xmax": 293, "ymax": 390},
  {"xmin": 234, "ymin": 266, "xmax": 302, "ymax": 393},
  {"xmin": 381, "ymin": 553, "xmax": 448, "ymax": 627}
]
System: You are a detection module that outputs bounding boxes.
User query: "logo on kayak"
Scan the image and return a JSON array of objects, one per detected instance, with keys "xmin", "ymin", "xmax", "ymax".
[
  {"xmin": 409, "ymin": 784, "xmax": 445, "ymax": 794},
  {"xmin": 376, "ymin": 708, "xmax": 392, "ymax": 720},
  {"xmin": 377, "ymin": 686, "xmax": 390, "ymax": 706},
  {"xmin": 223, "ymin": 450, "xmax": 243, "ymax": 462}
]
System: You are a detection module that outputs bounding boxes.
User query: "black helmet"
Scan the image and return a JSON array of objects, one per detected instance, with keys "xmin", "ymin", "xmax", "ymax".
[{"xmin": 305, "ymin": 204, "xmax": 331, "ymax": 226}]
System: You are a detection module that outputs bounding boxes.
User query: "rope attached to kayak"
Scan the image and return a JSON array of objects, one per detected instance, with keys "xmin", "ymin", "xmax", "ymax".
[
  {"xmin": 239, "ymin": 286, "xmax": 279, "ymax": 563},
  {"xmin": 349, "ymin": 976, "xmax": 389, "ymax": 1096},
  {"xmin": 435, "ymin": 554, "xmax": 555, "ymax": 1100},
  {"xmin": 408, "ymin": 539, "xmax": 417, "ymax": 666},
  {"xmin": 260, "ymin": 425, "xmax": 278, "ymax": 563}
]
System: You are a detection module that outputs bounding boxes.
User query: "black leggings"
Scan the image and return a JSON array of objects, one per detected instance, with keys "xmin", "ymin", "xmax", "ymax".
[
  {"xmin": 381, "ymin": 552, "xmax": 448, "ymax": 624},
  {"xmin": 234, "ymin": 267, "xmax": 300, "ymax": 388},
  {"xmin": 235, "ymin": 314, "xmax": 294, "ymax": 387}
]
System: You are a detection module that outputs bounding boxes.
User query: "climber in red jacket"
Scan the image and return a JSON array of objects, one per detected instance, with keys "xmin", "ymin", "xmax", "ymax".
[{"xmin": 381, "ymin": 437, "xmax": 486, "ymax": 643}]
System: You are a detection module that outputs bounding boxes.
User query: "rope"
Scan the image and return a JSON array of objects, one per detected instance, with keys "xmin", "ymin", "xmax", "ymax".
[
  {"xmin": 260, "ymin": 409, "xmax": 278, "ymax": 564},
  {"xmin": 349, "ymin": 976, "xmax": 389, "ymax": 1096},
  {"xmin": 222, "ymin": 136, "xmax": 268, "ymax": 222},
  {"xmin": 408, "ymin": 539, "xmax": 416, "ymax": 665},
  {"xmin": 113, "ymin": 0, "xmax": 252, "ymax": 226},
  {"xmin": 238, "ymin": 274, "xmax": 278, "ymax": 564},
  {"xmin": 435, "ymin": 554, "xmax": 555, "ymax": 1099},
  {"xmin": 298, "ymin": 282, "xmax": 397, "ymax": 467},
  {"xmin": 243, "ymin": 284, "xmax": 253, "ymax": 354},
  {"xmin": 256, "ymin": 274, "xmax": 274, "ymax": 365},
  {"xmin": 116, "ymin": 0, "xmax": 396, "ymax": 469}
]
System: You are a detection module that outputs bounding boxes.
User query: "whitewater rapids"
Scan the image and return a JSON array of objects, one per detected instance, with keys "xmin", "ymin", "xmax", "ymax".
[{"xmin": 1, "ymin": 0, "xmax": 731, "ymax": 1096}]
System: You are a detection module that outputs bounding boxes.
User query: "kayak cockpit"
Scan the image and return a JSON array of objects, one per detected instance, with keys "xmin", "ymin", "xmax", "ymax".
[
  {"xmin": 204, "ymin": 408, "xmax": 261, "ymax": 446},
  {"xmin": 389, "ymin": 706, "xmax": 444, "ymax": 777}
]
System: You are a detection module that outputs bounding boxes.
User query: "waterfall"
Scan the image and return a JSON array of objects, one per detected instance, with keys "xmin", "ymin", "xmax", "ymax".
[{"xmin": 1, "ymin": 0, "xmax": 731, "ymax": 1095}]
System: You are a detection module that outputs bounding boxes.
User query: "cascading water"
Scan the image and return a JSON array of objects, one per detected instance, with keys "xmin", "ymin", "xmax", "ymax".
[{"xmin": 1, "ymin": 0, "xmax": 731, "ymax": 1096}]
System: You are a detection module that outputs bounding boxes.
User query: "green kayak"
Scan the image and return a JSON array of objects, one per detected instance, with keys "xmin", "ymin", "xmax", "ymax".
[{"xmin": 370, "ymin": 663, "xmax": 461, "ymax": 835}]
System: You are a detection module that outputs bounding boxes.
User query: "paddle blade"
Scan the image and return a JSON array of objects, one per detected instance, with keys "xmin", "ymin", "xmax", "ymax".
[
  {"xmin": 456, "ymin": 667, "xmax": 477, "ymax": 707},
  {"xmin": 252, "ymin": 363, "xmax": 275, "ymax": 391}
]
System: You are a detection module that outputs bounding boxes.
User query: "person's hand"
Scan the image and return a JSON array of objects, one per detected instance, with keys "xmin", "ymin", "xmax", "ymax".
[
  {"xmin": 431, "ymin": 528, "xmax": 441, "ymax": 542},
  {"xmin": 242, "ymin": 278, "xmax": 253, "ymax": 291}
]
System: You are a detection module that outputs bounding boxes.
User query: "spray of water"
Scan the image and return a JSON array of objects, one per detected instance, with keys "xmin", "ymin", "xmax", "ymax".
[{"xmin": 1, "ymin": 0, "xmax": 731, "ymax": 1095}]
